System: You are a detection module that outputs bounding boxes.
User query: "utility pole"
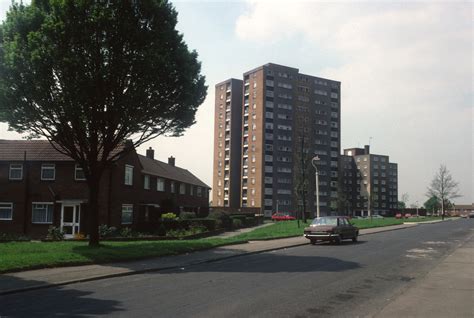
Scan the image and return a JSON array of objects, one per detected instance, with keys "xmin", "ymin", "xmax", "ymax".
[{"xmin": 311, "ymin": 156, "xmax": 320, "ymax": 219}]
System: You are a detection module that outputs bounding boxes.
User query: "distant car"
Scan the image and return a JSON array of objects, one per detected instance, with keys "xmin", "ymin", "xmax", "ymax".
[
  {"xmin": 404, "ymin": 213, "xmax": 412, "ymax": 218},
  {"xmin": 395, "ymin": 213, "xmax": 403, "ymax": 219},
  {"xmin": 371, "ymin": 215, "xmax": 384, "ymax": 219},
  {"xmin": 271, "ymin": 213, "xmax": 296, "ymax": 221},
  {"xmin": 469, "ymin": 212, "xmax": 474, "ymax": 219},
  {"xmin": 304, "ymin": 216, "xmax": 359, "ymax": 245}
]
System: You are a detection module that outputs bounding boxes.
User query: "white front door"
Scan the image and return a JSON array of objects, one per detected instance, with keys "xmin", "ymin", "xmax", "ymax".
[{"xmin": 61, "ymin": 204, "xmax": 80, "ymax": 239}]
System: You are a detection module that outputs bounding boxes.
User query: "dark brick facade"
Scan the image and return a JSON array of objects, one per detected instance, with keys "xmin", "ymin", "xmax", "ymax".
[{"xmin": 0, "ymin": 141, "xmax": 210, "ymax": 238}]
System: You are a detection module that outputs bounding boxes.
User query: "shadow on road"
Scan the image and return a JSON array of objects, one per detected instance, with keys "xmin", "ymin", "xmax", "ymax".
[
  {"xmin": 0, "ymin": 276, "xmax": 123, "ymax": 317},
  {"xmin": 163, "ymin": 253, "xmax": 361, "ymax": 274}
]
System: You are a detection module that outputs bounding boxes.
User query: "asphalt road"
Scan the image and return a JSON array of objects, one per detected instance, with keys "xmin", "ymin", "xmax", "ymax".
[{"xmin": 1, "ymin": 219, "xmax": 472, "ymax": 318}]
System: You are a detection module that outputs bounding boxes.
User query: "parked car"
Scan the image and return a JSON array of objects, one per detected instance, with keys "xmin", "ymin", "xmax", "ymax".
[
  {"xmin": 404, "ymin": 213, "xmax": 412, "ymax": 218},
  {"xmin": 469, "ymin": 212, "xmax": 474, "ymax": 219},
  {"xmin": 271, "ymin": 213, "xmax": 296, "ymax": 221},
  {"xmin": 395, "ymin": 213, "xmax": 403, "ymax": 219},
  {"xmin": 304, "ymin": 216, "xmax": 359, "ymax": 245}
]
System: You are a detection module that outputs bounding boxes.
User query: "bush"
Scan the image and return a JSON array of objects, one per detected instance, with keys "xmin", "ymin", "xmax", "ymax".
[
  {"xmin": 0, "ymin": 232, "xmax": 30, "ymax": 241},
  {"xmin": 179, "ymin": 211, "xmax": 196, "ymax": 220},
  {"xmin": 156, "ymin": 223, "xmax": 167, "ymax": 236},
  {"xmin": 208, "ymin": 210, "xmax": 232, "ymax": 230},
  {"xmin": 161, "ymin": 212, "xmax": 178, "ymax": 220},
  {"xmin": 73, "ymin": 232, "xmax": 86, "ymax": 240},
  {"xmin": 232, "ymin": 219, "xmax": 243, "ymax": 229},
  {"xmin": 98, "ymin": 224, "xmax": 117, "ymax": 238},
  {"xmin": 188, "ymin": 222, "xmax": 207, "ymax": 235},
  {"xmin": 46, "ymin": 226, "xmax": 64, "ymax": 241},
  {"xmin": 119, "ymin": 227, "xmax": 133, "ymax": 237},
  {"xmin": 245, "ymin": 217, "xmax": 256, "ymax": 227}
]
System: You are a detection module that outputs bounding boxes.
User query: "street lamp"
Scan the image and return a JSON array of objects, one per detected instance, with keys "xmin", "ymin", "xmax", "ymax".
[
  {"xmin": 416, "ymin": 201, "xmax": 419, "ymax": 217},
  {"xmin": 311, "ymin": 156, "xmax": 320, "ymax": 219}
]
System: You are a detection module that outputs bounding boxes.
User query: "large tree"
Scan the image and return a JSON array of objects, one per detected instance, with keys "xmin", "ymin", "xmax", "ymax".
[
  {"xmin": 0, "ymin": 0, "xmax": 207, "ymax": 246},
  {"xmin": 426, "ymin": 165, "xmax": 460, "ymax": 220}
]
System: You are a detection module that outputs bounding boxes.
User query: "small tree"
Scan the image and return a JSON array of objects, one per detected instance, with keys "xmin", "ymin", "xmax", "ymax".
[
  {"xmin": 426, "ymin": 165, "xmax": 461, "ymax": 220},
  {"xmin": 398, "ymin": 193, "xmax": 409, "ymax": 210},
  {"xmin": 0, "ymin": 1, "xmax": 207, "ymax": 246},
  {"xmin": 424, "ymin": 196, "xmax": 440, "ymax": 214}
]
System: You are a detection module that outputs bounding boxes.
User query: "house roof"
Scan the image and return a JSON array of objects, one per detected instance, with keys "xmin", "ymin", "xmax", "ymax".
[
  {"xmin": 0, "ymin": 139, "xmax": 126, "ymax": 162},
  {"xmin": 138, "ymin": 154, "xmax": 210, "ymax": 189},
  {"xmin": 0, "ymin": 139, "xmax": 72, "ymax": 161}
]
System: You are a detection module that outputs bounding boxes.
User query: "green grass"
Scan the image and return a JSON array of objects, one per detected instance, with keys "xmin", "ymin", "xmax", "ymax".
[{"xmin": 0, "ymin": 216, "xmax": 449, "ymax": 273}]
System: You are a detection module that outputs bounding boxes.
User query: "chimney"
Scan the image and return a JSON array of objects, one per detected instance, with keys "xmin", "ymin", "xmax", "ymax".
[
  {"xmin": 364, "ymin": 145, "xmax": 370, "ymax": 155},
  {"xmin": 146, "ymin": 147, "xmax": 154, "ymax": 160},
  {"xmin": 168, "ymin": 156, "xmax": 175, "ymax": 166}
]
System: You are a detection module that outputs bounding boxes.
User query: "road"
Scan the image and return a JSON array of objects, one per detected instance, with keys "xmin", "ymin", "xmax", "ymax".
[{"xmin": 1, "ymin": 219, "xmax": 472, "ymax": 318}]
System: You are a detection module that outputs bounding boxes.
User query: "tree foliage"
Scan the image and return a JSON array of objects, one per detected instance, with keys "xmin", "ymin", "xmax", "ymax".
[
  {"xmin": 424, "ymin": 196, "xmax": 440, "ymax": 212},
  {"xmin": 0, "ymin": 0, "xmax": 207, "ymax": 245}
]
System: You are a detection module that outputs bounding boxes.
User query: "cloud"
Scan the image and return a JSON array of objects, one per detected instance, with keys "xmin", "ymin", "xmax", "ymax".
[{"xmin": 235, "ymin": 0, "xmax": 473, "ymax": 203}]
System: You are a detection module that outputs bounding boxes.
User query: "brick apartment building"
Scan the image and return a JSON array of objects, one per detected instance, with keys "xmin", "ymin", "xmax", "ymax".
[
  {"xmin": 340, "ymin": 145, "xmax": 398, "ymax": 216},
  {"xmin": 0, "ymin": 140, "xmax": 210, "ymax": 238},
  {"xmin": 213, "ymin": 63, "xmax": 341, "ymax": 217}
]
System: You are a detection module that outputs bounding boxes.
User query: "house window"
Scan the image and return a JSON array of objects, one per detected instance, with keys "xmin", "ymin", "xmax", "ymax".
[
  {"xmin": 0, "ymin": 203, "xmax": 13, "ymax": 220},
  {"xmin": 41, "ymin": 164, "xmax": 55, "ymax": 180},
  {"xmin": 157, "ymin": 178, "xmax": 165, "ymax": 191},
  {"xmin": 9, "ymin": 164, "xmax": 23, "ymax": 180},
  {"xmin": 179, "ymin": 183, "xmax": 186, "ymax": 195},
  {"xmin": 190, "ymin": 185, "xmax": 194, "ymax": 196},
  {"xmin": 32, "ymin": 203, "xmax": 53, "ymax": 224},
  {"xmin": 197, "ymin": 186, "xmax": 202, "ymax": 197},
  {"xmin": 144, "ymin": 175, "xmax": 150, "ymax": 189},
  {"xmin": 124, "ymin": 165, "xmax": 133, "ymax": 185},
  {"xmin": 170, "ymin": 181, "xmax": 176, "ymax": 193},
  {"xmin": 121, "ymin": 204, "xmax": 133, "ymax": 224},
  {"xmin": 75, "ymin": 164, "xmax": 86, "ymax": 180}
]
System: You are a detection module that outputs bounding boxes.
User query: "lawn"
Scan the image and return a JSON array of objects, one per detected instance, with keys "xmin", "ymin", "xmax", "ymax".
[{"xmin": 0, "ymin": 216, "xmax": 447, "ymax": 273}]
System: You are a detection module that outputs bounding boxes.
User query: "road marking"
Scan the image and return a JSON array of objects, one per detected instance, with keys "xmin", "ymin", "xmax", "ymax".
[{"xmin": 405, "ymin": 247, "xmax": 438, "ymax": 259}]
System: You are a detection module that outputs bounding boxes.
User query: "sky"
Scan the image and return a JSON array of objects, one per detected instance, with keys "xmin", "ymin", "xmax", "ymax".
[{"xmin": 0, "ymin": 0, "xmax": 472, "ymax": 206}]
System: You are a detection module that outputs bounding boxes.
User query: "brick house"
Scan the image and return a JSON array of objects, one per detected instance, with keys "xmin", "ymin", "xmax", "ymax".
[{"xmin": 0, "ymin": 140, "xmax": 210, "ymax": 238}]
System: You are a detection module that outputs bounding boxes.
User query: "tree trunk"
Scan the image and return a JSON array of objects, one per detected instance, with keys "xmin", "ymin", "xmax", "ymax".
[{"xmin": 88, "ymin": 174, "xmax": 101, "ymax": 247}]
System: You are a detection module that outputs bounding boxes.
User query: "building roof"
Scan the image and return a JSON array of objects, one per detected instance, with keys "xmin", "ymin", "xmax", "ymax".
[
  {"xmin": 138, "ymin": 154, "xmax": 210, "ymax": 189},
  {"xmin": 0, "ymin": 139, "xmax": 125, "ymax": 161},
  {"xmin": 0, "ymin": 139, "xmax": 71, "ymax": 161}
]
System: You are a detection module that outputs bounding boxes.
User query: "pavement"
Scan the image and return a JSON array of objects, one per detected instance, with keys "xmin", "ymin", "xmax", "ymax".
[
  {"xmin": 0, "ymin": 219, "xmax": 463, "ymax": 300},
  {"xmin": 374, "ymin": 227, "xmax": 474, "ymax": 318}
]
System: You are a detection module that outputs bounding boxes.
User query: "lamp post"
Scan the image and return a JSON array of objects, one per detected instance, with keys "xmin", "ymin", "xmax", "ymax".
[
  {"xmin": 416, "ymin": 201, "xmax": 419, "ymax": 217},
  {"xmin": 311, "ymin": 156, "xmax": 320, "ymax": 219}
]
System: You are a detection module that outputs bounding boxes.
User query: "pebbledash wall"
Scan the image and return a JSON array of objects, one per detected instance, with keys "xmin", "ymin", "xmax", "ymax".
[{"xmin": 0, "ymin": 140, "xmax": 210, "ymax": 238}]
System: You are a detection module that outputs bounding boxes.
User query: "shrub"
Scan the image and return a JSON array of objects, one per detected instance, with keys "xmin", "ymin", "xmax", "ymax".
[
  {"xmin": 192, "ymin": 218, "xmax": 217, "ymax": 231},
  {"xmin": 119, "ymin": 227, "xmax": 133, "ymax": 237},
  {"xmin": 162, "ymin": 212, "xmax": 178, "ymax": 220},
  {"xmin": 208, "ymin": 210, "xmax": 232, "ymax": 230},
  {"xmin": 232, "ymin": 219, "xmax": 243, "ymax": 229},
  {"xmin": 245, "ymin": 217, "xmax": 256, "ymax": 227},
  {"xmin": 73, "ymin": 232, "xmax": 86, "ymax": 240},
  {"xmin": 98, "ymin": 224, "xmax": 117, "ymax": 238},
  {"xmin": 0, "ymin": 233, "xmax": 30, "ymax": 241},
  {"xmin": 188, "ymin": 223, "xmax": 207, "ymax": 235},
  {"xmin": 156, "ymin": 223, "xmax": 167, "ymax": 236},
  {"xmin": 179, "ymin": 211, "xmax": 196, "ymax": 220},
  {"xmin": 46, "ymin": 226, "xmax": 64, "ymax": 241}
]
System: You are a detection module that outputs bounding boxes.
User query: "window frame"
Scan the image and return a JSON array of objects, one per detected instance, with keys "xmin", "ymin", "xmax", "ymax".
[
  {"xmin": 121, "ymin": 204, "xmax": 133, "ymax": 225},
  {"xmin": 31, "ymin": 202, "xmax": 54, "ymax": 224},
  {"xmin": 157, "ymin": 178, "xmax": 165, "ymax": 192},
  {"xmin": 9, "ymin": 164, "xmax": 23, "ymax": 180},
  {"xmin": 74, "ymin": 164, "xmax": 86, "ymax": 181},
  {"xmin": 41, "ymin": 163, "xmax": 56, "ymax": 181},
  {"xmin": 144, "ymin": 175, "xmax": 150, "ymax": 190},
  {"xmin": 124, "ymin": 165, "xmax": 134, "ymax": 185},
  {"xmin": 0, "ymin": 203, "xmax": 13, "ymax": 221},
  {"xmin": 179, "ymin": 183, "xmax": 186, "ymax": 195}
]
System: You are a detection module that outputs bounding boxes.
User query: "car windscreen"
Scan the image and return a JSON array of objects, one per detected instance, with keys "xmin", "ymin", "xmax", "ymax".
[{"xmin": 311, "ymin": 218, "xmax": 338, "ymax": 226}]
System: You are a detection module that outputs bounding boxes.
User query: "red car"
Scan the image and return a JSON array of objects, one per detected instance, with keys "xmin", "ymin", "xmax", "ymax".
[{"xmin": 271, "ymin": 212, "xmax": 296, "ymax": 221}]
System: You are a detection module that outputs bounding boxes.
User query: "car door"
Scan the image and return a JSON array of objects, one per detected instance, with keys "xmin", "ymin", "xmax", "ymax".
[{"xmin": 340, "ymin": 218, "xmax": 352, "ymax": 239}]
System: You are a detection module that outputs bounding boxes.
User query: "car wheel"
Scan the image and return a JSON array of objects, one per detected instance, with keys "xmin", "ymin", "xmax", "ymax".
[
  {"xmin": 310, "ymin": 239, "xmax": 317, "ymax": 245},
  {"xmin": 334, "ymin": 235, "xmax": 342, "ymax": 245},
  {"xmin": 352, "ymin": 235, "xmax": 358, "ymax": 242}
]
